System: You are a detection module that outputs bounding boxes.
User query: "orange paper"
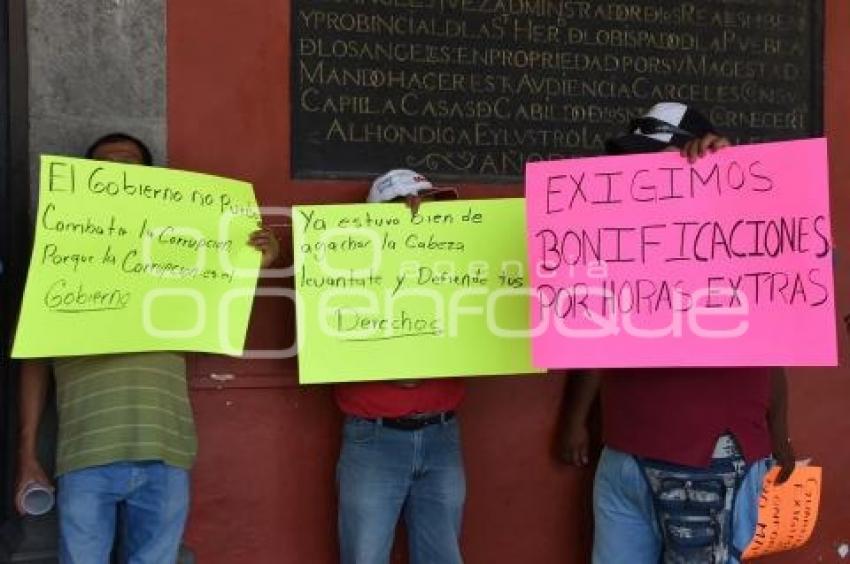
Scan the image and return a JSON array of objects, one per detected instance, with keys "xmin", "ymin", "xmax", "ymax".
[{"xmin": 744, "ymin": 465, "xmax": 822, "ymax": 559}]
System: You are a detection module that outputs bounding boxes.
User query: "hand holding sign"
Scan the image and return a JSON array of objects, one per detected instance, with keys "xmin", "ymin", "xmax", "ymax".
[
  {"xmin": 249, "ymin": 227, "xmax": 281, "ymax": 268},
  {"xmin": 744, "ymin": 464, "xmax": 822, "ymax": 559}
]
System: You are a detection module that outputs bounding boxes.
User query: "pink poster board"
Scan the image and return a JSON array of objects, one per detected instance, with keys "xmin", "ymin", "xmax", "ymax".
[{"xmin": 525, "ymin": 138, "xmax": 836, "ymax": 368}]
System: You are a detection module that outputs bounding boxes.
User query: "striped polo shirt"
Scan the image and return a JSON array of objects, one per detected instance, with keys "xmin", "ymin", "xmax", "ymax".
[{"xmin": 54, "ymin": 352, "xmax": 197, "ymax": 476}]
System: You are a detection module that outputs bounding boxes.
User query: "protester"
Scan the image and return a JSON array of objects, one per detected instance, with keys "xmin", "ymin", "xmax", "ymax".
[
  {"xmin": 336, "ymin": 169, "xmax": 465, "ymax": 564},
  {"xmin": 16, "ymin": 132, "xmax": 279, "ymax": 564},
  {"xmin": 559, "ymin": 103, "xmax": 795, "ymax": 564}
]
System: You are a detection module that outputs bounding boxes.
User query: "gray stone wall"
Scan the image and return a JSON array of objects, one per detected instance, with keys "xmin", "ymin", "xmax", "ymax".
[{"xmin": 27, "ymin": 0, "xmax": 166, "ymax": 206}]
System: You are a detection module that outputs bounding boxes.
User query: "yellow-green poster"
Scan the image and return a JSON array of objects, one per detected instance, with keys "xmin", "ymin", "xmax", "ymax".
[
  {"xmin": 12, "ymin": 156, "xmax": 262, "ymax": 357},
  {"xmin": 294, "ymin": 198, "xmax": 538, "ymax": 384}
]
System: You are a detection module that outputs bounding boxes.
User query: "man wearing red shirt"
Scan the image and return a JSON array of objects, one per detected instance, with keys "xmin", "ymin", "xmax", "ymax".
[
  {"xmin": 336, "ymin": 169, "xmax": 465, "ymax": 564},
  {"xmin": 560, "ymin": 103, "xmax": 795, "ymax": 564}
]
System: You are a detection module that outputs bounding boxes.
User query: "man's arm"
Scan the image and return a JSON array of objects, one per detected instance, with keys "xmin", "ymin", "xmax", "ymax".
[
  {"xmin": 559, "ymin": 370, "xmax": 600, "ymax": 467},
  {"xmin": 768, "ymin": 367, "xmax": 795, "ymax": 484},
  {"xmin": 16, "ymin": 359, "xmax": 52, "ymax": 513}
]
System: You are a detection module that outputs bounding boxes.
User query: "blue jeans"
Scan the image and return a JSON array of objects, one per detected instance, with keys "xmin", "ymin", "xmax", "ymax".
[
  {"xmin": 57, "ymin": 461, "xmax": 190, "ymax": 564},
  {"xmin": 337, "ymin": 416, "xmax": 466, "ymax": 564},
  {"xmin": 592, "ymin": 447, "xmax": 769, "ymax": 564}
]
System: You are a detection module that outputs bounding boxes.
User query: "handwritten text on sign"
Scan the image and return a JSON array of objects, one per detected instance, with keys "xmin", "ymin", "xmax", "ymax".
[
  {"xmin": 294, "ymin": 199, "xmax": 537, "ymax": 384},
  {"xmin": 743, "ymin": 465, "xmax": 821, "ymax": 559},
  {"xmin": 12, "ymin": 156, "xmax": 262, "ymax": 357},
  {"xmin": 525, "ymin": 138, "xmax": 836, "ymax": 368}
]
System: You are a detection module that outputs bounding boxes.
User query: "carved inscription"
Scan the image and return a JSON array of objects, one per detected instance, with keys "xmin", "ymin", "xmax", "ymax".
[{"xmin": 292, "ymin": 0, "xmax": 822, "ymax": 180}]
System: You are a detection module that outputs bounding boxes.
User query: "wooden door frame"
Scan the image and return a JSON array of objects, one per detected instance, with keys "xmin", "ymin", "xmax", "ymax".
[{"xmin": 1, "ymin": 0, "xmax": 31, "ymax": 535}]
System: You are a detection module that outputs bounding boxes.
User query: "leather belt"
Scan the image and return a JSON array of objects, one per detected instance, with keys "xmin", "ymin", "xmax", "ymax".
[{"xmin": 374, "ymin": 411, "xmax": 455, "ymax": 431}]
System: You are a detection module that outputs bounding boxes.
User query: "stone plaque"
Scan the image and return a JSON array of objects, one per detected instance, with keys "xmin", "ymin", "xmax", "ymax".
[{"xmin": 292, "ymin": 1, "xmax": 823, "ymax": 181}]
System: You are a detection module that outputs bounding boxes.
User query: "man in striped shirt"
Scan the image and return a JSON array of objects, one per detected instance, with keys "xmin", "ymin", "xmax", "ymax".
[{"xmin": 16, "ymin": 133, "xmax": 279, "ymax": 564}]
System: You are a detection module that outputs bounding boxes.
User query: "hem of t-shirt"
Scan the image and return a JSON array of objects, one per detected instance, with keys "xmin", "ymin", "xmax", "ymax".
[
  {"xmin": 337, "ymin": 403, "xmax": 464, "ymax": 419},
  {"xmin": 603, "ymin": 440, "xmax": 772, "ymax": 469},
  {"xmin": 56, "ymin": 451, "xmax": 196, "ymax": 477}
]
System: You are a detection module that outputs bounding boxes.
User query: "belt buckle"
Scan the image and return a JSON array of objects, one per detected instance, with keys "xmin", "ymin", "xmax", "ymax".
[
  {"xmin": 384, "ymin": 417, "xmax": 421, "ymax": 431},
  {"xmin": 400, "ymin": 418, "xmax": 426, "ymax": 431},
  {"xmin": 389, "ymin": 412, "xmax": 443, "ymax": 430}
]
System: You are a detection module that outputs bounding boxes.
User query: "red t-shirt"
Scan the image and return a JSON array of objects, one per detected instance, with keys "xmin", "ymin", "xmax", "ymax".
[
  {"xmin": 601, "ymin": 367, "xmax": 773, "ymax": 468},
  {"xmin": 335, "ymin": 379, "xmax": 465, "ymax": 418}
]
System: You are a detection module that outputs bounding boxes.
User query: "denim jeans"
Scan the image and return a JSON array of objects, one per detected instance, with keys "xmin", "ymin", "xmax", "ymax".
[
  {"xmin": 592, "ymin": 447, "xmax": 769, "ymax": 564},
  {"xmin": 337, "ymin": 416, "xmax": 466, "ymax": 564},
  {"xmin": 57, "ymin": 461, "xmax": 190, "ymax": 564}
]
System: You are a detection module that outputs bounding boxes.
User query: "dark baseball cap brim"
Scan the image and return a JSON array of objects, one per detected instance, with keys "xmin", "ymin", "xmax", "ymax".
[
  {"xmin": 605, "ymin": 133, "xmax": 693, "ymax": 156},
  {"xmin": 419, "ymin": 187, "xmax": 459, "ymax": 200},
  {"xmin": 388, "ymin": 186, "xmax": 459, "ymax": 203}
]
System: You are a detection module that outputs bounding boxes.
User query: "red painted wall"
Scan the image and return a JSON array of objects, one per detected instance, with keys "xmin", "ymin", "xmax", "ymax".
[{"xmin": 168, "ymin": 2, "xmax": 850, "ymax": 562}]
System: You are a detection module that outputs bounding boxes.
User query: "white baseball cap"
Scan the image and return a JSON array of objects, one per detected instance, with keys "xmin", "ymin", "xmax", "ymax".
[
  {"xmin": 367, "ymin": 169, "xmax": 457, "ymax": 203},
  {"xmin": 605, "ymin": 102, "xmax": 717, "ymax": 155}
]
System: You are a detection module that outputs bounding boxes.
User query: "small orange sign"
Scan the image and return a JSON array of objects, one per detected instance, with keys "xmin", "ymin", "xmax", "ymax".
[{"xmin": 743, "ymin": 465, "xmax": 822, "ymax": 560}]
